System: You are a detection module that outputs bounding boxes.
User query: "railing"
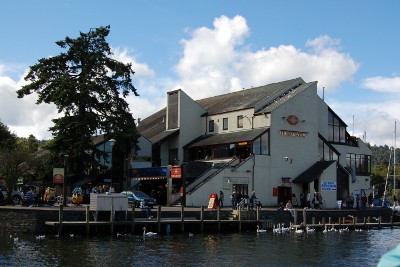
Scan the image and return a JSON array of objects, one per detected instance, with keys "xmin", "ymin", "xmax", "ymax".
[{"xmin": 186, "ymin": 157, "xmax": 240, "ymax": 195}]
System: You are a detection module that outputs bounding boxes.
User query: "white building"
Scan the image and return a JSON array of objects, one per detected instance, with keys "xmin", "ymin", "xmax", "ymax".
[{"xmin": 135, "ymin": 77, "xmax": 372, "ymax": 208}]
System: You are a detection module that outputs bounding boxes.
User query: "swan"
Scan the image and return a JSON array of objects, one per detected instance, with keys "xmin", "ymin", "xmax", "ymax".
[
  {"xmin": 36, "ymin": 235, "xmax": 45, "ymax": 240},
  {"xmin": 143, "ymin": 227, "xmax": 157, "ymax": 236},
  {"xmin": 323, "ymin": 226, "xmax": 328, "ymax": 233},
  {"xmin": 188, "ymin": 233, "xmax": 194, "ymax": 237},
  {"xmin": 306, "ymin": 227, "xmax": 315, "ymax": 233},
  {"xmin": 295, "ymin": 226, "xmax": 303, "ymax": 234},
  {"xmin": 257, "ymin": 225, "xmax": 267, "ymax": 233}
]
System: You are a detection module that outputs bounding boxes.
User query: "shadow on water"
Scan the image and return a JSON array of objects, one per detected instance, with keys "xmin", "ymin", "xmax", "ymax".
[{"xmin": 1, "ymin": 228, "xmax": 400, "ymax": 266}]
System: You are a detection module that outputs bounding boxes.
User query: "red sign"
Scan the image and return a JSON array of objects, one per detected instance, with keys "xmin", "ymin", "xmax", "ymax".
[
  {"xmin": 170, "ymin": 166, "xmax": 182, "ymax": 179},
  {"xmin": 273, "ymin": 187, "xmax": 278, "ymax": 197},
  {"xmin": 287, "ymin": 115, "xmax": 299, "ymax": 125},
  {"xmin": 208, "ymin": 193, "xmax": 219, "ymax": 209}
]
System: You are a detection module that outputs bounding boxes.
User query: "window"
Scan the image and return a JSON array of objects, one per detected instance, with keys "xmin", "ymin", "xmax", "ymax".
[
  {"xmin": 346, "ymin": 153, "xmax": 371, "ymax": 175},
  {"xmin": 328, "ymin": 109, "xmax": 347, "ymax": 144},
  {"xmin": 223, "ymin": 118, "xmax": 228, "ymax": 130},
  {"xmin": 237, "ymin": 115, "xmax": 243, "ymax": 128},
  {"xmin": 318, "ymin": 134, "xmax": 339, "ymax": 161},
  {"xmin": 252, "ymin": 130, "xmax": 269, "ymax": 155},
  {"xmin": 209, "ymin": 120, "xmax": 214, "ymax": 132}
]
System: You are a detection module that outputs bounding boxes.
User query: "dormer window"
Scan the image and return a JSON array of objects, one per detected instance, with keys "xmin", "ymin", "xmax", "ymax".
[
  {"xmin": 223, "ymin": 118, "xmax": 228, "ymax": 130},
  {"xmin": 209, "ymin": 120, "xmax": 214, "ymax": 132},
  {"xmin": 237, "ymin": 115, "xmax": 243, "ymax": 128}
]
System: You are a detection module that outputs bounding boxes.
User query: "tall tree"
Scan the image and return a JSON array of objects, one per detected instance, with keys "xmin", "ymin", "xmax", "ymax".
[{"xmin": 17, "ymin": 26, "xmax": 139, "ymax": 182}]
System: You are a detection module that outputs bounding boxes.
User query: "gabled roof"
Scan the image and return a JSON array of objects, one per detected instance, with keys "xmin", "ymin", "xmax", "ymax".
[
  {"xmin": 292, "ymin": 161, "xmax": 336, "ymax": 184},
  {"xmin": 188, "ymin": 128, "xmax": 269, "ymax": 147},
  {"xmin": 137, "ymin": 77, "xmax": 311, "ymax": 143}
]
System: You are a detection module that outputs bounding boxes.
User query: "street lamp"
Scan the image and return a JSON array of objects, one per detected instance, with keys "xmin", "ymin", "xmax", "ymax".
[
  {"xmin": 63, "ymin": 154, "xmax": 69, "ymax": 206},
  {"xmin": 109, "ymin": 139, "xmax": 116, "ymax": 191}
]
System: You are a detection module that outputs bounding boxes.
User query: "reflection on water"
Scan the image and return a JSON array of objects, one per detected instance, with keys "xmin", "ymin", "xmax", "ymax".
[{"xmin": 1, "ymin": 228, "xmax": 399, "ymax": 266}]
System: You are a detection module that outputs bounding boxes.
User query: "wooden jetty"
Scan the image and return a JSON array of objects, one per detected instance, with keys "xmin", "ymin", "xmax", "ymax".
[{"xmin": 45, "ymin": 205, "xmax": 400, "ymax": 235}]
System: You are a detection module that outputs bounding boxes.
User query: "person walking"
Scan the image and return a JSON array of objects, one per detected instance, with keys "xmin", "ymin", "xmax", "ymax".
[
  {"xmin": 230, "ymin": 192, "xmax": 236, "ymax": 210},
  {"xmin": 250, "ymin": 191, "xmax": 256, "ymax": 210},
  {"xmin": 219, "ymin": 191, "xmax": 224, "ymax": 207}
]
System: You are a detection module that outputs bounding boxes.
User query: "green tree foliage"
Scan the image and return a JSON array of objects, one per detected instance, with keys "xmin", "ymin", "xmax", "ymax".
[
  {"xmin": 16, "ymin": 26, "xmax": 139, "ymax": 182},
  {"xmin": 0, "ymin": 120, "xmax": 17, "ymax": 150}
]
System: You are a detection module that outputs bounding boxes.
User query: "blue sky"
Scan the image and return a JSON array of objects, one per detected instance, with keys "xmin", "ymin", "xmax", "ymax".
[{"xmin": 0, "ymin": 0, "xmax": 399, "ymax": 146}]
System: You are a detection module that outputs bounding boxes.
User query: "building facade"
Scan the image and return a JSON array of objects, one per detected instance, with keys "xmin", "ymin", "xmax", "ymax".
[{"xmin": 134, "ymin": 77, "xmax": 372, "ymax": 208}]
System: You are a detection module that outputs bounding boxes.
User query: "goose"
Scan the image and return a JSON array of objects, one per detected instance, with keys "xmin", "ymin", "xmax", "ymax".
[
  {"xmin": 143, "ymin": 227, "xmax": 157, "ymax": 236},
  {"xmin": 257, "ymin": 225, "xmax": 267, "ymax": 233}
]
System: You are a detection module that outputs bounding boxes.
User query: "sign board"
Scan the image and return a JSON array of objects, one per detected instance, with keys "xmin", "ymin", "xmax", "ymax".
[
  {"xmin": 53, "ymin": 168, "xmax": 64, "ymax": 184},
  {"xmin": 321, "ymin": 181, "xmax": 337, "ymax": 191},
  {"xmin": 170, "ymin": 165, "xmax": 182, "ymax": 179},
  {"xmin": 208, "ymin": 193, "xmax": 218, "ymax": 209}
]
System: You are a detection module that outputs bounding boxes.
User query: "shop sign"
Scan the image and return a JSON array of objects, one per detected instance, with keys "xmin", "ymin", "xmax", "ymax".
[{"xmin": 321, "ymin": 181, "xmax": 337, "ymax": 191}]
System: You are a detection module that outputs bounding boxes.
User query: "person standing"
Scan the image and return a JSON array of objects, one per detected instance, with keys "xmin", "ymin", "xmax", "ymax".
[
  {"xmin": 394, "ymin": 195, "xmax": 398, "ymax": 207},
  {"xmin": 250, "ymin": 191, "xmax": 256, "ymax": 209},
  {"xmin": 361, "ymin": 194, "xmax": 367, "ymax": 209},
  {"xmin": 230, "ymin": 192, "xmax": 236, "ymax": 210},
  {"xmin": 219, "ymin": 191, "xmax": 224, "ymax": 207}
]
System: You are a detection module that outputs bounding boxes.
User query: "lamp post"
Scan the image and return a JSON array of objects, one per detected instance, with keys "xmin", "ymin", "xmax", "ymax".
[
  {"xmin": 109, "ymin": 139, "xmax": 116, "ymax": 190},
  {"xmin": 63, "ymin": 154, "xmax": 69, "ymax": 206}
]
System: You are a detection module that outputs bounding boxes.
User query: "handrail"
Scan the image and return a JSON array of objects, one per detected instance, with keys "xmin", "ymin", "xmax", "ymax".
[{"xmin": 186, "ymin": 157, "xmax": 239, "ymax": 195}]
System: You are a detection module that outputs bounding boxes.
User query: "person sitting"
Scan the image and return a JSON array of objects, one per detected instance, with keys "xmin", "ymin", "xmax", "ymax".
[
  {"xmin": 277, "ymin": 202, "xmax": 285, "ymax": 211},
  {"xmin": 285, "ymin": 199, "xmax": 295, "ymax": 217},
  {"xmin": 140, "ymin": 201, "xmax": 152, "ymax": 219}
]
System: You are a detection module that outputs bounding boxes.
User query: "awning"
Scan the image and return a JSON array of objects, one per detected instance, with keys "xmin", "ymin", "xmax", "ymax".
[
  {"xmin": 292, "ymin": 161, "xmax": 336, "ymax": 184},
  {"xmin": 189, "ymin": 127, "xmax": 269, "ymax": 147}
]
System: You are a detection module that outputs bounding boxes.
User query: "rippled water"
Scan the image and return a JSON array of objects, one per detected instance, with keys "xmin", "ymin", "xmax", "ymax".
[{"xmin": 1, "ymin": 228, "xmax": 399, "ymax": 266}]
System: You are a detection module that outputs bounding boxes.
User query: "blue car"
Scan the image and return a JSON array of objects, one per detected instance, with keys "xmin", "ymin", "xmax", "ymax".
[{"xmin": 120, "ymin": 190, "xmax": 157, "ymax": 208}]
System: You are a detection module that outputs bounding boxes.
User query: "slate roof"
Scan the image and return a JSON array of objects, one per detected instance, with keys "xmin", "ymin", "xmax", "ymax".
[
  {"xmin": 188, "ymin": 127, "xmax": 269, "ymax": 147},
  {"xmin": 292, "ymin": 161, "xmax": 336, "ymax": 184},
  {"xmin": 196, "ymin": 77, "xmax": 305, "ymax": 115}
]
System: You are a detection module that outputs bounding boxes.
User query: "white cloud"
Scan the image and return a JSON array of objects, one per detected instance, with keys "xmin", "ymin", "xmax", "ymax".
[
  {"xmin": 175, "ymin": 16, "xmax": 359, "ymax": 101},
  {"xmin": 0, "ymin": 67, "xmax": 58, "ymax": 140},
  {"xmin": 111, "ymin": 47, "xmax": 155, "ymax": 78},
  {"xmin": 362, "ymin": 76, "xmax": 400, "ymax": 93}
]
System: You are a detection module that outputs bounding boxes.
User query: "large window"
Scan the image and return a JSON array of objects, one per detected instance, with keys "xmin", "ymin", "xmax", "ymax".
[
  {"xmin": 328, "ymin": 109, "xmax": 346, "ymax": 144},
  {"xmin": 209, "ymin": 120, "xmax": 214, "ymax": 132},
  {"xmin": 237, "ymin": 115, "xmax": 243, "ymax": 128},
  {"xmin": 252, "ymin": 130, "xmax": 269, "ymax": 155},
  {"xmin": 346, "ymin": 153, "xmax": 371, "ymax": 175},
  {"xmin": 223, "ymin": 118, "xmax": 228, "ymax": 130},
  {"xmin": 318, "ymin": 134, "xmax": 339, "ymax": 161}
]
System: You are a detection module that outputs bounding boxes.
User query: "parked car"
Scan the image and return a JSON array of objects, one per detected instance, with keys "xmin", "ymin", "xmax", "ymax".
[
  {"xmin": 120, "ymin": 190, "xmax": 157, "ymax": 208},
  {"xmin": 0, "ymin": 185, "xmax": 26, "ymax": 205}
]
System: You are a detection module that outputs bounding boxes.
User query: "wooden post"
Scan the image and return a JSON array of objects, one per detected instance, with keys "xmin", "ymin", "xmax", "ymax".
[
  {"xmin": 157, "ymin": 205, "xmax": 161, "ymax": 233},
  {"xmin": 85, "ymin": 205, "xmax": 90, "ymax": 235},
  {"xmin": 217, "ymin": 206, "xmax": 221, "ymax": 232},
  {"xmin": 58, "ymin": 205, "xmax": 63, "ymax": 235},
  {"xmin": 238, "ymin": 207, "xmax": 242, "ymax": 232},
  {"xmin": 322, "ymin": 217, "xmax": 325, "ymax": 225},
  {"xmin": 379, "ymin": 216, "xmax": 382, "ymax": 229},
  {"xmin": 181, "ymin": 205, "xmax": 184, "ymax": 233},
  {"xmin": 328, "ymin": 217, "xmax": 331, "ymax": 224},
  {"xmin": 200, "ymin": 206, "xmax": 204, "ymax": 234},
  {"xmin": 302, "ymin": 209, "xmax": 307, "ymax": 227},
  {"xmin": 256, "ymin": 206, "xmax": 260, "ymax": 221},
  {"xmin": 354, "ymin": 216, "xmax": 357, "ymax": 228},
  {"xmin": 312, "ymin": 217, "xmax": 315, "ymax": 225},
  {"xmin": 131, "ymin": 205, "xmax": 135, "ymax": 234},
  {"xmin": 391, "ymin": 216, "xmax": 394, "ymax": 228},
  {"xmin": 110, "ymin": 205, "xmax": 114, "ymax": 234},
  {"xmin": 293, "ymin": 210, "xmax": 298, "ymax": 225}
]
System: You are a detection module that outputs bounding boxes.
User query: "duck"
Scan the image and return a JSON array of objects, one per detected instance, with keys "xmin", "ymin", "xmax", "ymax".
[
  {"xmin": 257, "ymin": 225, "xmax": 267, "ymax": 233},
  {"xmin": 143, "ymin": 227, "xmax": 157, "ymax": 236}
]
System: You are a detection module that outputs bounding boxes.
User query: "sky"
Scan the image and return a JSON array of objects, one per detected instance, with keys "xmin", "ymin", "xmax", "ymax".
[{"xmin": 0, "ymin": 0, "xmax": 399, "ymax": 147}]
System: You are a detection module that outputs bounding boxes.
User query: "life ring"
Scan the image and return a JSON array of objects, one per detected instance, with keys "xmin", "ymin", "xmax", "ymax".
[{"xmin": 72, "ymin": 194, "xmax": 83, "ymax": 204}]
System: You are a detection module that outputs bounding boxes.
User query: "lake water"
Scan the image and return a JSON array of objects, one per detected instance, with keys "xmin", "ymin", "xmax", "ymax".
[{"xmin": 1, "ymin": 227, "xmax": 399, "ymax": 266}]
